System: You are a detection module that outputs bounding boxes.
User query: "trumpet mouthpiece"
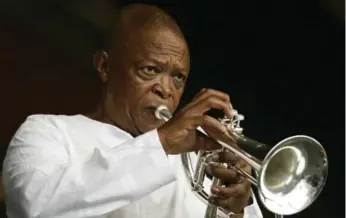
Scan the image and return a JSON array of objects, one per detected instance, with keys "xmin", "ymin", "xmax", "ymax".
[{"xmin": 155, "ymin": 105, "xmax": 172, "ymax": 121}]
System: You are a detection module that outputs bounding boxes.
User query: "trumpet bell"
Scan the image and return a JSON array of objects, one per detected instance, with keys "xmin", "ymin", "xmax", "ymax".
[{"xmin": 258, "ymin": 135, "xmax": 328, "ymax": 215}]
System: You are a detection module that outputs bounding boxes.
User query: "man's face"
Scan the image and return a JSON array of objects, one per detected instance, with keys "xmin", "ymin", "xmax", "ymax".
[{"xmin": 106, "ymin": 28, "xmax": 190, "ymax": 134}]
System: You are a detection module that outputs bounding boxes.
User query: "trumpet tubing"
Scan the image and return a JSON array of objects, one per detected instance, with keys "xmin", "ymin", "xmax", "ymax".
[{"xmin": 154, "ymin": 105, "xmax": 328, "ymax": 218}]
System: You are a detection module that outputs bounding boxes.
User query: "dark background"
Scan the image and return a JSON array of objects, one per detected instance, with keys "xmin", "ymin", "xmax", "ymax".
[{"xmin": 0, "ymin": 0, "xmax": 344, "ymax": 217}]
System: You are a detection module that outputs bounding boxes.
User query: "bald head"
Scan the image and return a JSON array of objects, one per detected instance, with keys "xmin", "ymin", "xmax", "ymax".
[{"xmin": 105, "ymin": 3, "xmax": 186, "ymax": 52}]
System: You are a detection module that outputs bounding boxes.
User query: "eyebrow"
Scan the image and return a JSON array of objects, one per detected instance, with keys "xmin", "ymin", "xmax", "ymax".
[{"xmin": 146, "ymin": 55, "xmax": 188, "ymax": 75}]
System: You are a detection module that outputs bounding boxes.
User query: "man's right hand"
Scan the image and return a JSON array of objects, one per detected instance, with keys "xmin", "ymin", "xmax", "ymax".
[{"xmin": 157, "ymin": 88, "xmax": 235, "ymax": 155}]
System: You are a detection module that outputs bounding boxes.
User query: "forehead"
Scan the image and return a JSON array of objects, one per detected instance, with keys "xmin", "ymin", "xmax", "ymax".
[{"xmin": 128, "ymin": 28, "xmax": 190, "ymax": 70}]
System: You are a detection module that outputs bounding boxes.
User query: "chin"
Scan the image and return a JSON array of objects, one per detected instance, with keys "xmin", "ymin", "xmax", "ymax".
[
  {"xmin": 133, "ymin": 109, "xmax": 165, "ymax": 134},
  {"xmin": 137, "ymin": 121, "xmax": 163, "ymax": 134},
  {"xmin": 139, "ymin": 124, "xmax": 159, "ymax": 133}
]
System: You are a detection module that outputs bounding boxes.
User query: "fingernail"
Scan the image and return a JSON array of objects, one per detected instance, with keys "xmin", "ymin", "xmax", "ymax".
[
  {"xmin": 209, "ymin": 162, "xmax": 221, "ymax": 167},
  {"xmin": 212, "ymin": 187, "xmax": 220, "ymax": 193},
  {"xmin": 209, "ymin": 198, "xmax": 215, "ymax": 204}
]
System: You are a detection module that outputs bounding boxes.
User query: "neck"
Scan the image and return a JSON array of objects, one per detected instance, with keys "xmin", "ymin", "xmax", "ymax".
[
  {"xmin": 85, "ymin": 103, "xmax": 113, "ymax": 125},
  {"xmin": 85, "ymin": 95, "xmax": 141, "ymax": 137}
]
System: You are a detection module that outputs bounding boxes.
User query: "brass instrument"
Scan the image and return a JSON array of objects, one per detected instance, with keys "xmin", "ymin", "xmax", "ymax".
[{"xmin": 154, "ymin": 105, "xmax": 328, "ymax": 218}]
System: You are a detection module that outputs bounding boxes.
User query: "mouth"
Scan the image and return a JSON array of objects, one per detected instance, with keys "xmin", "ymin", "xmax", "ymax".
[
  {"xmin": 146, "ymin": 105, "xmax": 157, "ymax": 111},
  {"xmin": 145, "ymin": 106, "xmax": 161, "ymax": 119},
  {"xmin": 145, "ymin": 105, "xmax": 169, "ymax": 121},
  {"xmin": 146, "ymin": 105, "xmax": 169, "ymax": 113}
]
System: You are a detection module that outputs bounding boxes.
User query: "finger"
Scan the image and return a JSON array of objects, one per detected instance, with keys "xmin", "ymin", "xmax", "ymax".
[
  {"xmin": 192, "ymin": 88, "xmax": 207, "ymax": 100},
  {"xmin": 194, "ymin": 89, "xmax": 230, "ymax": 106},
  {"xmin": 208, "ymin": 195, "xmax": 232, "ymax": 209},
  {"xmin": 183, "ymin": 89, "xmax": 232, "ymax": 117},
  {"xmin": 202, "ymin": 117, "xmax": 237, "ymax": 142},
  {"xmin": 206, "ymin": 165, "xmax": 239, "ymax": 183},
  {"xmin": 179, "ymin": 115, "xmax": 215, "ymax": 131},
  {"xmin": 209, "ymin": 197, "xmax": 238, "ymax": 212},
  {"xmin": 211, "ymin": 181, "xmax": 251, "ymax": 197},
  {"xmin": 204, "ymin": 150, "xmax": 239, "ymax": 165},
  {"xmin": 195, "ymin": 135, "xmax": 221, "ymax": 151},
  {"xmin": 217, "ymin": 151, "xmax": 241, "ymax": 164},
  {"xmin": 203, "ymin": 150, "xmax": 247, "ymax": 172},
  {"xmin": 197, "ymin": 96, "xmax": 233, "ymax": 118},
  {"xmin": 201, "ymin": 114, "xmax": 225, "ymax": 133},
  {"xmin": 209, "ymin": 185, "xmax": 251, "ymax": 209},
  {"xmin": 205, "ymin": 153, "xmax": 252, "ymax": 183},
  {"xmin": 229, "ymin": 161, "xmax": 252, "ymax": 176},
  {"xmin": 187, "ymin": 115, "xmax": 234, "ymax": 143},
  {"xmin": 211, "ymin": 184, "xmax": 238, "ymax": 198},
  {"xmin": 183, "ymin": 115, "xmax": 237, "ymax": 150},
  {"xmin": 217, "ymin": 151, "xmax": 251, "ymax": 174}
]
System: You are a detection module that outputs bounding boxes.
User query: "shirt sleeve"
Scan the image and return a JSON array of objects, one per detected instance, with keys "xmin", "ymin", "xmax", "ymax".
[{"xmin": 2, "ymin": 115, "xmax": 176, "ymax": 218}]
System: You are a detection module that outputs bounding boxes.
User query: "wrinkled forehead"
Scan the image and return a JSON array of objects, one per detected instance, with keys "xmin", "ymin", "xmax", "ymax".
[{"xmin": 129, "ymin": 28, "xmax": 190, "ymax": 68}]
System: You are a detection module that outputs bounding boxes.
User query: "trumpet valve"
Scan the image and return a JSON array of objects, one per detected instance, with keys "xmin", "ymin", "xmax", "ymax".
[
  {"xmin": 192, "ymin": 183, "xmax": 204, "ymax": 192},
  {"xmin": 237, "ymin": 114, "xmax": 245, "ymax": 121},
  {"xmin": 232, "ymin": 109, "xmax": 238, "ymax": 116},
  {"xmin": 234, "ymin": 127, "xmax": 244, "ymax": 133}
]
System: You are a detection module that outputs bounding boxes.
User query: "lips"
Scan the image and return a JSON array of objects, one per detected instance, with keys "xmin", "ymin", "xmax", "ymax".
[
  {"xmin": 146, "ymin": 106, "xmax": 157, "ymax": 111},
  {"xmin": 144, "ymin": 106, "xmax": 159, "ymax": 117},
  {"xmin": 146, "ymin": 104, "xmax": 169, "ymax": 112},
  {"xmin": 145, "ymin": 105, "xmax": 170, "ymax": 122}
]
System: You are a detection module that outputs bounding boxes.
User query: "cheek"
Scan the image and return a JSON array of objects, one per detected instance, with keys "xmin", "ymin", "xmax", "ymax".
[
  {"xmin": 128, "ymin": 79, "xmax": 154, "ymax": 105},
  {"xmin": 172, "ymin": 89, "xmax": 184, "ymax": 110},
  {"xmin": 123, "ymin": 70, "xmax": 146, "ymax": 93}
]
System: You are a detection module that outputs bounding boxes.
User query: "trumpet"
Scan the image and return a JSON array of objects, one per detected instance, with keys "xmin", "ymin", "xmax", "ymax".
[{"xmin": 154, "ymin": 105, "xmax": 328, "ymax": 218}]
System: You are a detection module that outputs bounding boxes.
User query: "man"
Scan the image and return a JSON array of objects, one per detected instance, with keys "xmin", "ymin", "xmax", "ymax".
[{"xmin": 2, "ymin": 3, "xmax": 263, "ymax": 218}]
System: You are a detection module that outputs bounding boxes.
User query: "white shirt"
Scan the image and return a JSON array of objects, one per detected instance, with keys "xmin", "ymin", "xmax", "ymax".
[{"xmin": 2, "ymin": 114, "xmax": 263, "ymax": 218}]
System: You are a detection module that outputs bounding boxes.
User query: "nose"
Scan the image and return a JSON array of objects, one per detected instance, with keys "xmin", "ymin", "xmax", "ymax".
[{"xmin": 151, "ymin": 76, "xmax": 173, "ymax": 100}]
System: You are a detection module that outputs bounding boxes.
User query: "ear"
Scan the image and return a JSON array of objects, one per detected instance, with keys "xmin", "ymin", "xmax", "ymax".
[{"xmin": 93, "ymin": 50, "xmax": 109, "ymax": 83}]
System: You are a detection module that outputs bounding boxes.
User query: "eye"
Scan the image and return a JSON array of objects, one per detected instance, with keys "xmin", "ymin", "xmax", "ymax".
[
  {"xmin": 173, "ymin": 72, "xmax": 186, "ymax": 82},
  {"xmin": 138, "ymin": 66, "xmax": 159, "ymax": 76}
]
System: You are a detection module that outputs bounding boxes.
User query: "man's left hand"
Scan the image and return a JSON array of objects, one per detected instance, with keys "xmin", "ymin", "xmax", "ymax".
[{"xmin": 206, "ymin": 151, "xmax": 253, "ymax": 215}]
